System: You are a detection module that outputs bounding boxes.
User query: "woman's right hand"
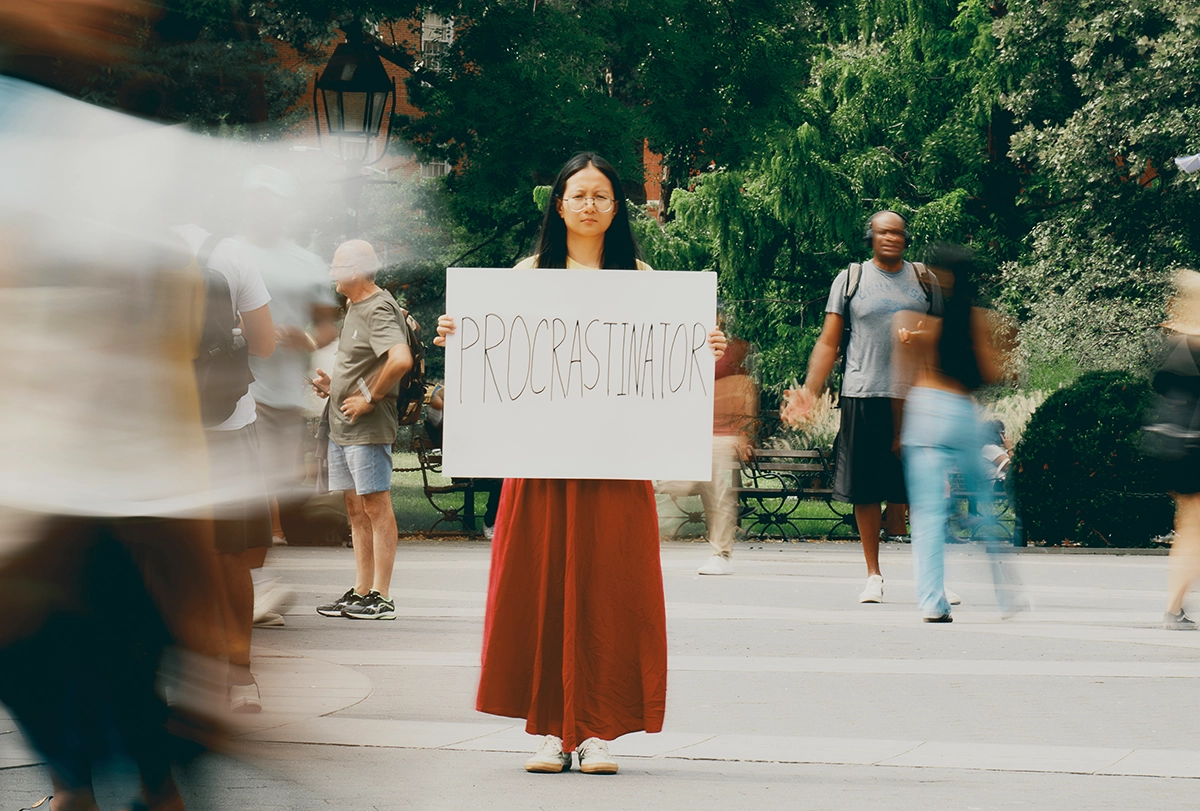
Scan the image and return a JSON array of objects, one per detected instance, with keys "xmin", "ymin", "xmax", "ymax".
[{"xmin": 433, "ymin": 314, "xmax": 456, "ymax": 348}]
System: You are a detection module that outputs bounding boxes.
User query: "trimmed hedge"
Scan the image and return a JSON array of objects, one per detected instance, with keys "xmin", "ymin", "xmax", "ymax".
[{"xmin": 1012, "ymin": 370, "xmax": 1172, "ymax": 547}]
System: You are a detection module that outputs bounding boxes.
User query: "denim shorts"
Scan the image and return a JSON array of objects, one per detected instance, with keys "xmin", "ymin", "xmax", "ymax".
[{"xmin": 327, "ymin": 440, "xmax": 393, "ymax": 495}]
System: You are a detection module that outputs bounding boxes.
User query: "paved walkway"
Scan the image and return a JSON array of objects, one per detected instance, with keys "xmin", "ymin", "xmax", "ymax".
[{"xmin": 5, "ymin": 541, "xmax": 1200, "ymax": 809}]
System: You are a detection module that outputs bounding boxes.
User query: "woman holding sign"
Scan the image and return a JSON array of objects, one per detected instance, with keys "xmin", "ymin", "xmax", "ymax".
[{"xmin": 436, "ymin": 153, "xmax": 725, "ymax": 775}]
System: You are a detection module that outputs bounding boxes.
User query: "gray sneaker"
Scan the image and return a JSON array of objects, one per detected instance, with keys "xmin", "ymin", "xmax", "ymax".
[
  {"xmin": 1164, "ymin": 610, "xmax": 1197, "ymax": 630},
  {"xmin": 316, "ymin": 588, "xmax": 364, "ymax": 617},
  {"xmin": 341, "ymin": 590, "xmax": 396, "ymax": 620}
]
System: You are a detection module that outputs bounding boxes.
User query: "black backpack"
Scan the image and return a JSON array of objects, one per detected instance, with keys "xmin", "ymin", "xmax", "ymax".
[
  {"xmin": 194, "ymin": 235, "xmax": 253, "ymax": 427},
  {"xmin": 395, "ymin": 305, "xmax": 426, "ymax": 426},
  {"xmin": 1142, "ymin": 337, "xmax": 1200, "ymax": 462}
]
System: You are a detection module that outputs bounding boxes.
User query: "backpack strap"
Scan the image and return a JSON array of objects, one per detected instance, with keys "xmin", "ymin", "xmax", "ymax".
[
  {"xmin": 912, "ymin": 261, "xmax": 941, "ymax": 315},
  {"xmin": 843, "ymin": 262, "xmax": 863, "ymax": 309},
  {"xmin": 837, "ymin": 263, "xmax": 863, "ymax": 392},
  {"xmin": 195, "ymin": 233, "xmax": 224, "ymax": 269}
]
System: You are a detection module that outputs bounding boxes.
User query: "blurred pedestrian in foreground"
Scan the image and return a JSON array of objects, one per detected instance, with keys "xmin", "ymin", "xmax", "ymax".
[
  {"xmin": 1144, "ymin": 269, "xmax": 1200, "ymax": 629},
  {"xmin": 893, "ymin": 244, "xmax": 1026, "ymax": 622},
  {"xmin": 783, "ymin": 210, "xmax": 942, "ymax": 603},
  {"xmin": 435, "ymin": 152, "xmax": 726, "ymax": 776},
  {"xmin": 0, "ymin": 2, "xmax": 240, "ymax": 808},
  {"xmin": 658, "ymin": 311, "xmax": 758, "ymax": 575}
]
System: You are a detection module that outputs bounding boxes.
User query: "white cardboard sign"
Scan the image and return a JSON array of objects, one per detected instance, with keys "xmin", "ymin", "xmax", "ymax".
[{"xmin": 441, "ymin": 266, "xmax": 717, "ymax": 480}]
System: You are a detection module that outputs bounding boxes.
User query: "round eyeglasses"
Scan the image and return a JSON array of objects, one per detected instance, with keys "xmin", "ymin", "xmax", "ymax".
[{"xmin": 561, "ymin": 194, "xmax": 616, "ymax": 213}]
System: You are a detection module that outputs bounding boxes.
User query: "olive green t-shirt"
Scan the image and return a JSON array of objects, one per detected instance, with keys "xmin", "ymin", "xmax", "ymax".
[{"xmin": 329, "ymin": 289, "xmax": 409, "ymax": 445}]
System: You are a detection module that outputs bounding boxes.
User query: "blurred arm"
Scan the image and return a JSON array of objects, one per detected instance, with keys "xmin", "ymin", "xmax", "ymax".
[{"xmin": 240, "ymin": 304, "xmax": 275, "ymax": 358}]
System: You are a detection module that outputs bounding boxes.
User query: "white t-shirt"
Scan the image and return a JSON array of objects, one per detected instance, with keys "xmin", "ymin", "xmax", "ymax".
[
  {"xmin": 239, "ymin": 237, "xmax": 337, "ymax": 410},
  {"xmin": 202, "ymin": 236, "xmax": 272, "ymax": 431}
]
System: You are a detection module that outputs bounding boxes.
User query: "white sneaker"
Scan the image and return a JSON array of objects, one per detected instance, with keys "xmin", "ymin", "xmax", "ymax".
[
  {"xmin": 229, "ymin": 682, "xmax": 262, "ymax": 713},
  {"xmin": 483, "ymin": 524, "xmax": 495, "ymax": 540},
  {"xmin": 859, "ymin": 574, "xmax": 884, "ymax": 603},
  {"xmin": 524, "ymin": 735, "xmax": 571, "ymax": 773},
  {"xmin": 577, "ymin": 737, "xmax": 618, "ymax": 774},
  {"xmin": 697, "ymin": 554, "xmax": 733, "ymax": 575},
  {"xmin": 946, "ymin": 589, "xmax": 962, "ymax": 606},
  {"xmin": 253, "ymin": 610, "xmax": 285, "ymax": 628},
  {"xmin": 253, "ymin": 579, "xmax": 292, "ymax": 625}
]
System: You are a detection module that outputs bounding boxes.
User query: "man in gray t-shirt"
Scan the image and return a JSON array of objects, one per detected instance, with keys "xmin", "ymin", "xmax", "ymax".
[
  {"xmin": 784, "ymin": 211, "xmax": 940, "ymax": 603},
  {"xmin": 312, "ymin": 240, "xmax": 414, "ymax": 622}
]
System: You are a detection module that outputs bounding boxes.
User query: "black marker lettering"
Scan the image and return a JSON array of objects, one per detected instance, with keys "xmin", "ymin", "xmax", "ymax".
[
  {"xmin": 642, "ymin": 322, "xmax": 656, "ymax": 399},
  {"xmin": 604, "ymin": 322, "xmax": 617, "ymax": 395},
  {"xmin": 669, "ymin": 323, "xmax": 688, "ymax": 393},
  {"xmin": 551, "ymin": 318, "xmax": 566, "ymax": 401},
  {"xmin": 584, "ymin": 320, "xmax": 601, "ymax": 391},
  {"xmin": 567, "ymin": 320, "xmax": 583, "ymax": 397},
  {"xmin": 530, "ymin": 318, "xmax": 549, "ymax": 395},
  {"xmin": 689, "ymin": 322, "xmax": 709, "ymax": 395},
  {"xmin": 618, "ymin": 322, "xmax": 629, "ymax": 396},
  {"xmin": 458, "ymin": 316, "xmax": 479, "ymax": 404},
  {"xmin": 507, "ymin": 315, "xmax": 531, "ymax": 400},
  {"xmin": 482, "ymin": 313, "xmax": 505, "ymax": 403},
  {"xmin": 660, "ymin": 322, "xmax": 670, "ymax": 396}
]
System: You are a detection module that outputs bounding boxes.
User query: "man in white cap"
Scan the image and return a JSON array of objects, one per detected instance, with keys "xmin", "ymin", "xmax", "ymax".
[{"xmin": 313, "ymin": 240, "xmax": 414, "ymax": 621}]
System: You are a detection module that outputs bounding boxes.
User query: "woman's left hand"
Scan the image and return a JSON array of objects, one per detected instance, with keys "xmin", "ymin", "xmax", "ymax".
[{"xmin": 708, "ymin": 328, "xmax": 727, "ymax": 360}]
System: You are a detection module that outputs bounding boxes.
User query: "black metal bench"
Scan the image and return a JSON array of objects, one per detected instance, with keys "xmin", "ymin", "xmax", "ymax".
[
  {"xmin": 394, "ymin": 430, "xmax": 480, "ymax": 533},
  {"xmin": 946, "ymin": 473, "xmax": 1022, "ymax": 545},
  {"xmin": 735, "ymin": 447, "xmax": 856, "ymax": 540}
]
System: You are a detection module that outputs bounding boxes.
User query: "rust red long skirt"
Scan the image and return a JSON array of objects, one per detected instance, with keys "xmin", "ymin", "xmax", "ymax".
[{"xmin": 475, "ymin": 478, "xmax": 667, "ymax": 751}]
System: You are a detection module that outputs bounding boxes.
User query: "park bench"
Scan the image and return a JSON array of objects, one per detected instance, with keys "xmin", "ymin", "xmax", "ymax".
[
  {"xmin": 946, "ymin": 472, "xmax": 1022, "ymax": 545},
  {"xmin": 735, "ymin": 447, "xmax": 857, "ymax": 540},
  {"xmin": 394, "ymin": 429, "xmax": 481, "ymax": 533}
]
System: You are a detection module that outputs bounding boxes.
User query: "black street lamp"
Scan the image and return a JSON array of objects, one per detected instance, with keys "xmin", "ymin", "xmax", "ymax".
[
  {"xmin": 313, "ymin": 32, "xmax": 396, "ymax": 166},
  {"xmin": 313, "ymin": 30, "xmax": 398, "ymax": 239}
]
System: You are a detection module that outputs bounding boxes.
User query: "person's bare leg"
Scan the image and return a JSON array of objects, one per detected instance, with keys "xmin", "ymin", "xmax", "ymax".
[
  {"xmin": 884, "ymin": 502, "xmax": 909, "ymax": 537},
  {"xmin": 243, "ymin": 546, "xmax": 268, "ymax": 570},
  {"xmin": 362, "ymin": 490, "xmax": 398, "ymax": 598},
  {"xmin": 856, "ymin": 503, "xmax": 883, "ymax": 577},
  {"xmin": 1167, "ymin": 492, "xmax": 1200, "ymax": 614},
  {"xmin": 345, "ymin": 491, "xmax": 374, "ymax": 596},
  {"xmin": 269, "ymin": 495, "xmax": 284, "ymax": 541},
  {"xmin": 50, "ymin": 780, "xmax": 98, "ymax": 811},
  {"xmin": 215, "ymin": 551, "xmax": 253, "ymax": 667}
]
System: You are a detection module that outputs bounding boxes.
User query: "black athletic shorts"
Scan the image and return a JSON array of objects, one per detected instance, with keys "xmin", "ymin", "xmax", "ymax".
[{"xmin": 832, "ymin": 396, "xmax": 907, "ymax": 505}]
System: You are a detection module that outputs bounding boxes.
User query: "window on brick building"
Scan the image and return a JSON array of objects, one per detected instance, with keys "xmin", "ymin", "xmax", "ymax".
[
  {"xmin": 420, "ymin": 160, "xmax": 451, "ymax": 180},
  {"xmin": 421, "ymin": 13, "xmax": 454, "ymax": 74}
]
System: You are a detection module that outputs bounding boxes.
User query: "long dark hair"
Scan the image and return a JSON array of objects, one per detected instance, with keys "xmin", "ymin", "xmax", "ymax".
[
  {"xmin": 531, "ymin": 152, "xmax": 643, "ymax": 269},
  {"xmin": 928, "ymin": 243, "xmax": 983, "ymax": 390}
]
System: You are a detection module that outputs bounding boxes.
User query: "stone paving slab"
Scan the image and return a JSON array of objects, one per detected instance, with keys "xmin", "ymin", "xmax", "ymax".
[
  {"xmin": 7, "ymin": 541, "xmax": 1200, "ymax": 810},
  {"xmin": 303, "ymin": 648, "xmax": 1200, "ymax": 677},
  {"xmin": 237, "ymin": 714, "xmax": 1200, "ymax": 779}
]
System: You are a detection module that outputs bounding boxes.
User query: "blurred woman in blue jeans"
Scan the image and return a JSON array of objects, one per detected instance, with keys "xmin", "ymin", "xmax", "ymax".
[{"xmin": 895, "ymin": 245, "xmax": 1024, "ymax": 622}]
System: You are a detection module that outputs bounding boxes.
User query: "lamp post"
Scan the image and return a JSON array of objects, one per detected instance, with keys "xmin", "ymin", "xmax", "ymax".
[{"xmin": 313, "ymin": 28, "xmax": 397, "ymax": 238}]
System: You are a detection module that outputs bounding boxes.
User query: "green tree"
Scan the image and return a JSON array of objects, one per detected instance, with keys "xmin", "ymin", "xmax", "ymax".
[
  {"xmin": 74, "ymin": 1, "xmax": 314, "ymax": 130},
  {"xmin": 669, "ymin": 0, "xmax": 1026, "ymax": 391},
  {"xmin": 995, "ymin": 0, "xmax": 1200, "ymax": 383}
]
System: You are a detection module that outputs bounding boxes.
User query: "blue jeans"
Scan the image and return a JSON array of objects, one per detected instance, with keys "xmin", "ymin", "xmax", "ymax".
[{"xmin": 902, "ymin": 387, "xmax": 1020, "ymax": 617}]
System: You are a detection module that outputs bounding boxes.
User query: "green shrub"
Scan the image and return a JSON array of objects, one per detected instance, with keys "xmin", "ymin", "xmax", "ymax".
[{"xmin": 1012, "ymin": 370, "xmax": 1172, "ymax": 547}]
